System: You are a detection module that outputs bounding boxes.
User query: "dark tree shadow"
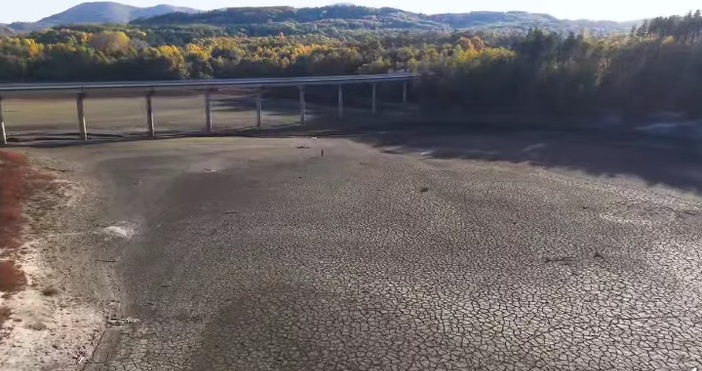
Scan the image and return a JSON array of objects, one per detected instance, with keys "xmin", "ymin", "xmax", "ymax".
[
  {"xmin": 364, "ymin": 128, "xmax": 702, "ymax": 194},
  {"xmin": 235, "ymin": 117, "xmax": 702, "ymax": 196}
]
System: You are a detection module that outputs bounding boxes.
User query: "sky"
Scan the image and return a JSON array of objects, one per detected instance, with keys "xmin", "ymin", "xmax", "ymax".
[{"xmin": 2, "ymin": 0, "xmax": 701, "ymax": 23}]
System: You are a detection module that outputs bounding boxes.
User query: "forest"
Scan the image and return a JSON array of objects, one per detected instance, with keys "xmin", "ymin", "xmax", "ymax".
[
  {"xmin": 0, "ymin": 10, "xmax": 701, "ymax": 118},
  {"xmin": 131, "ymin": 5, "xmax": 628, "ymax": 36}
]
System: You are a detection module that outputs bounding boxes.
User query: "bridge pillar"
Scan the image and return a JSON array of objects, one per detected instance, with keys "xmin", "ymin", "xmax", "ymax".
[
  {"xmin": 205, "ymin": 91, "xmax": 213, "ymax": 133},
  {"xmin": 338, "ymin": 85, "xmax": 344, "ymax": 119},
  {"xmin": 402, "ymin": 81, "xmax": 408, "ymax": 104},
  {"xmin": 146, "ymin": 93, "xmax": 155, "ymax": 139},
  {"xmin": 256, "ymin": 91, "xmax": 262, "ymax": 128},
  {"xmin": 299, "ymin": 86, "xmax": 306, "ymax": 123},
  {"xmin": 77, "ymin": 94, "xmax": 88, "ymax": 141},
  {"xmin": 0, "ymin": 97, "xmax": 6, "ymax": 145},
  {"xmin": 372, "ymin": 83, "xmax": 377, "ymax": 115}
]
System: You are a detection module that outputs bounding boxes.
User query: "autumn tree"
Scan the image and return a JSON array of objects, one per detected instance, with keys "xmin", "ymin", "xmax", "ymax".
[{"xmin": 89, "ymin": 31, "xmax": 130, "ymax": 54}]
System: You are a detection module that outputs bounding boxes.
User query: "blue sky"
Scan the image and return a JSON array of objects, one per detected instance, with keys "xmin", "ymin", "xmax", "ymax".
[{"xmin": 2, "ymin": 0, "xmax": 701, "ymax": 23}]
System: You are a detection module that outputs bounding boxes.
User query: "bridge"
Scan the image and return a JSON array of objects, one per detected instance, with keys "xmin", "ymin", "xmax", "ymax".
[{"xmin": 0, "ymin": 73, "xmax": 417, "ymax": 144}]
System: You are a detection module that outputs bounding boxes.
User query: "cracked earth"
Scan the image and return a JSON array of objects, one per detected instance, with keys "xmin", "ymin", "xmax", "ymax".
[{"xmin": 19, "ymin": 134, "xmax": 702, "ymax": 371}]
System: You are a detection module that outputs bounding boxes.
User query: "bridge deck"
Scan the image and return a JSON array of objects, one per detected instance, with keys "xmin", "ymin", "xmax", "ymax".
[{"xmin": 0, "ymin": 73, "xmax": 416, "ymax": 98}]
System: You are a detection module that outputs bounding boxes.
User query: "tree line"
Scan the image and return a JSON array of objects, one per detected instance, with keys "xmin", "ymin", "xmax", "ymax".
[{"xmin": 0, "ymin": 10, "xmax": 701, "ymax": 118}]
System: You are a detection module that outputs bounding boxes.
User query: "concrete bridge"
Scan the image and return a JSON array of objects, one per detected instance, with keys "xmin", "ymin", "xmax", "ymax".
[{"xmin": 0, "ymin": 73, "xmax": 416, "ymax": 144}]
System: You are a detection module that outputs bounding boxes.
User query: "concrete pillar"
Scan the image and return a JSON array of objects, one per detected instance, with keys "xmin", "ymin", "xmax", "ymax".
[
  {"xmin": 299, "ymin": 86, "xmax": 306, "ymax": 123},
  {"xmin": 402, "ymin": 81, "xmax": 408, "ymax": 104},
  {"xmin": 338, "ymin": 85, "xmax": 344, "ymax": 119},
  {"xmin": 77, "ymin": 94, "xmax": 88, "ymax": 141},
  {"xmin": 146, "ymin": 94, "xmax": 155, "ymax": 139},
  {"xmin": 0, "ymin": 97, "xmax": 6, "ymax": 145},
  {"xmin": 372, "ymin": 83, "xmax": 377, "ymax": 115},
  {"xmin": 205, "ymin": 91, "xmax": 213, "ymax": 133},
  {"xmin": 256, "ymin": 92, "xmax": 262, "ymax": 128}
]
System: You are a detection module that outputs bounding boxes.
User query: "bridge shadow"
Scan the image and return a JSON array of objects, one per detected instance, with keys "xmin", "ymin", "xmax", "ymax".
[
  {"xmin": 2, "ymin": 96, "xmax": 395, "ymax": 148},
  {"xmin": 5, "ymin": 106, "xmax": 702, "ymax": 196}
]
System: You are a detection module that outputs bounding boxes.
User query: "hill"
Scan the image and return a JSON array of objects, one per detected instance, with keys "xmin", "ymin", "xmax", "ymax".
[
  {"xmin": 0, "ymin": 3, "xmax": 635, "ymax": 36},
  {"xmin": 428, "ymin": 12, "xmax": 630, "ymax": 34},
  {"xmin": 0, "ymin": 25, "xmax": 15, "ymax": 36},
  {"xmin": 6, "ymin": 2, "xmax": 198, "ymax": 32},
  {"xmin": 133, "ymin": 5, "xmax": 634, "ymax": 36}
]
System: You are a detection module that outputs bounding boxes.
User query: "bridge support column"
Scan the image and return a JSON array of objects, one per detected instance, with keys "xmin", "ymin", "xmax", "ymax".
[
  {"xmin": 372, "ymin": 83, "xmax": 377, "ymax": 115},
  {"xmin": 77, "ymin": 94, "xmax": 88, "ymax": 141},
  {"xmin": 205, "ymin": 91, "xmax": 213, "ymax": 133},
  {"xmin": 0, "ymin": 97, "xmax": 6, "ymax": 145},
  {"xmin": 338, "ymin": 85, "xmax": 343, "ymax": 119},
  {"xmin": 146, "ymin": 93, "xmax": 155, "ymax": 139},
  {"xmin": 256, "ymin": 91, "xmax": 262, "ymax": 128},
  {"xmin": 402, "ymin": 81, "xmax": 408, "ymax": 104},
  {"xmin": 299, "ymin": 86, "xmax": 306, "ymax": 123}
]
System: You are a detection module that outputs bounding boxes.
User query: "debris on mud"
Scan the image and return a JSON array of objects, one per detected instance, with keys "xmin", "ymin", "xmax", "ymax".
[
  {"xmin": 102, "ymin": 223, "xmax": 137, "ymax": 239},
  {"xmin": 107, "ymin": 316, "xmax": 140, "ymax": 326}
]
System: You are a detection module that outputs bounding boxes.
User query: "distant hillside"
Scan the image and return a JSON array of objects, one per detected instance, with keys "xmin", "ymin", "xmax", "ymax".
[
  {"xmin": 428, "ymin": 11, "xmax": 631, "ymax": 34},
  {"xmin": 134, "ymin": 6, "xmax": 448, "ymax": 33},
  {"xmin": 6, "ymin": 2, "xmax": 199, "ymax": 32},
  {"xmin": 134, "ymin": 5, "xmax": 634, "ymax": 36},
  {"xmin": 0, "ymin": 2, "xmax": 635, "ymax": 36},
  {"xmin": 0, "ymin": 25, "xmax": 15, "ymax": 36}
]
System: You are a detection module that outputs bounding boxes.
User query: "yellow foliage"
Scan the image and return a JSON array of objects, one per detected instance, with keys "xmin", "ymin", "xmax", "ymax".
[
  {"xmin": 287, "ymin": 43, "xmax": 332, "ymax": 62},
  {"xmin": 661, "ymin": 36, "xmax": 676, "ymax": 45},
  {"xmin": 185, "ymin": 43, "xmax": 210, "ymax": 60},
  {"xmin": 89, "ymin": 31, "xmax": 130, "ymax": 54},
  {"xmin": 20, "ymin": 39, "xmax": 42, "ymax": 58},
  {"xmin": 157, "ymin": 45, "xmax": 180, "ymax": 57},
  {"xmin": 452, "ymin": 47, "xmax": 515, "ymax": 70}
]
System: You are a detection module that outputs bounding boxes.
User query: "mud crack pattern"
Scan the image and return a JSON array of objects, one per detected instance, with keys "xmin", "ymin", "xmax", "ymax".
[{"xmin": 62, "ymin": 138, "xmax": 702, "ymax": 371}]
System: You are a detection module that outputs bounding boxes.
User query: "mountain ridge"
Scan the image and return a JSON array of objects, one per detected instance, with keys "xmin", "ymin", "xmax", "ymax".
[
  {"xmin": 5, "ymin": 2, "xmax": 199, "ymax": 32},
  {"xmin": 1, "ymin": 2, "xmax": 636, "ymax": 36},
  {"xmin": 133, "ymin": 5, "xmax": 635, "ymax": 36}
]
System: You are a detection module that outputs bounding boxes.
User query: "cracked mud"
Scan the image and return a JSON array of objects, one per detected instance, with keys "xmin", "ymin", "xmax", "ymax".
[{"xmin": 27, "ymin": 136, "xmax": 702, "ymax": 371}]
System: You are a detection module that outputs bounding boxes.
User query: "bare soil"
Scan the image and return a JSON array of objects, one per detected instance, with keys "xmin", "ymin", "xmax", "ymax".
[{"xmin": 0, "ymin": 151, "xmax": 105, "ymax": 370}]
